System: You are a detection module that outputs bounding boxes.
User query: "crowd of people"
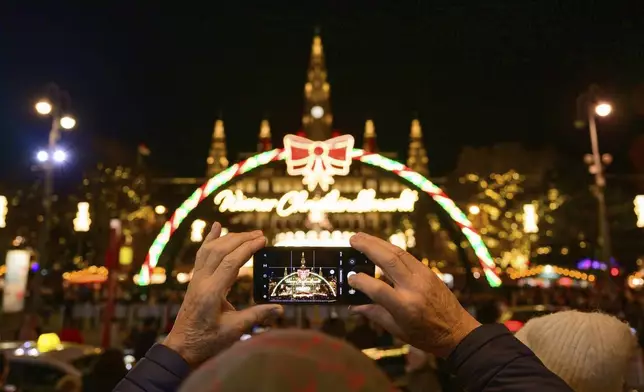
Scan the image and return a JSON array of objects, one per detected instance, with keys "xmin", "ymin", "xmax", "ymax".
[{"xmin": 2, "ymin": 224, "xmax": 642, "ymax": 391}]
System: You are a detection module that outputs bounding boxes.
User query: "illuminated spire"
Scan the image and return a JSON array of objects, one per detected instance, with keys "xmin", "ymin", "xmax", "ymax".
[
  {"xmin": 363, "ymin": 119, "xmax": 377, "ymax": 152},
  {"xmin": 407, "ymin": 119, "xmax": 429, "ymax": 176},
  {"xmin": 206, "ymin": 119, "xmax": 229, "ymax": 177},
  {"xmin": 302, "ymin": 33, "xmax": 332, "ymax": 141},
  {"xmin": 258, "ymin": 119, "xmax": 272, "ymax": 152}
]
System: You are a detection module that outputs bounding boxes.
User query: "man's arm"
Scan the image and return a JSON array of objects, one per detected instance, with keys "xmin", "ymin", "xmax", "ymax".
[
  {"xmin": 447, "ymin": 324, "xmax": 573, "ymax": 392},
  {"xmin": 113, "ymin": 344, "xmax": 191, "ymax": 392}
]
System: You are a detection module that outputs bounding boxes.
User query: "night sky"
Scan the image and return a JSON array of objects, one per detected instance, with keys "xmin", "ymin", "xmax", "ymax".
[{"xmin": 1, "ymin": 1, "xmax": 643, "ymax": 186}]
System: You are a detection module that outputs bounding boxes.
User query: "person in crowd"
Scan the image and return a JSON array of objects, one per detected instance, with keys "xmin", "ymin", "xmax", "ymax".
[
  {"xmin": 83, "ymin": 349, "xmax": 127, "ymax": 392},
  {"xmin": 475, "ymin": 299, "xmax": 501, "ymax": 324},
  {"xmin": 56, "ymin": 375, "xmax": 81, "ymax": 392},
  {"xmin": 0, "ymin": 352, "xmax": 9, "ymax": 391},
  {"xmin": 515, "ymin": 310, "xmax": 637, "ymax": 392},
  {"xmin": 59, "ymin": 317, "xmax": 84, "ymax": 344},
  {"xmin": 132, "ymin": 317, "xmax": 158, "ymax": 361},
  {"xmin": 346, "ymin": 314, "xmax": 378, "ymax": 349},
  {"xmin": 17, "ymin": 313, "xmax": 40, "ymax": 341},
  {"xmin": 115, "ymin": 223, "xmax": 573, "ymax": 391},
  {"xmin": 406, "ymin": 346, "xmax": 442, "ymax": 392}
]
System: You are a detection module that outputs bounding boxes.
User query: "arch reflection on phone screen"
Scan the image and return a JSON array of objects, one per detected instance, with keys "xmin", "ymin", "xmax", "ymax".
[{"xmin": 253, "ymin": 247, "xmax": 374, "ymax": 305}]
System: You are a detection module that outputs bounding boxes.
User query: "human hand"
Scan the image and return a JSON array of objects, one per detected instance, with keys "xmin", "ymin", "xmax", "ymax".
[
  {"xmin": 164, "ymin": 223, "xmax": 283, "ymax": 367},
  {"xmin": 348, "ymin": 233, "xmax": 481, "ymax": 357}
]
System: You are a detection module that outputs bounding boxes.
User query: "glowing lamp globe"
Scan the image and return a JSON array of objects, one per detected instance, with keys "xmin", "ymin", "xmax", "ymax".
[
  {"xmin": 52, "ymin": 149, "xmax": 67, "ymax": 163},
  {"xmin": 35, "ymin": 101, "xmax": 53, "ymax": 115},
  {"xmin": 36, "ymin": 150, "xmax": 49, "ymax": 163},
  {"xmin": 594, "ymin": 103, "xmax": 612, "ymax": 117},
  {"xmin": 59, "ymin": 116, "xmax": 76, "ymax": 130}
]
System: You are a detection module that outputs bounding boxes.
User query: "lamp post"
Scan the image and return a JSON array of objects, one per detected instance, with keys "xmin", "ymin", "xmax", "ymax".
[
  {"xmin": 33, "ymin": 84, "xmax": 76, "ymax": 308},
  {"xmin": 577, "ymin": 85, "xmax": 612, "ymax": 264}
]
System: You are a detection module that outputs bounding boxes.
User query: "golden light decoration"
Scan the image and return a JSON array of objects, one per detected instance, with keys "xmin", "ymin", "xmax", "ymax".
[
  {"xmin": 628, "ymin": 272, "xmax": 644, "ymax": 290},
  {"xmin": 63, "ymin": 266, "xmax": 109, "ymax": 284},
  {"xmin": 507, "ymin": 264, "xmax": 595, "ymax": 282}
]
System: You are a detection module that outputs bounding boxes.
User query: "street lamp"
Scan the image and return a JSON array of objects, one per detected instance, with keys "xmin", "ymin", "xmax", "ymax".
[
  {"xmin": 33, "ymin": 84, "xmax": 76, "ymax": 309},
  {"xmin": 577, "ymin": 85, "xmax": 612, "ymax": 264}
]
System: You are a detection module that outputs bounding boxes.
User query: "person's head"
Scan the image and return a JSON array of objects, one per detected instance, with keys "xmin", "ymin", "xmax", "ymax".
[
  {"xmin": 56, "ymin": 374, "xmax": 81, "ymax": 392},
  {"xmin": 142, "ymin": 317, "xmax": 156, "ymax": 330},
  {"xmin": 475, "ymin": 299, "xmax": 500, "ymax": 324},
  {"xmin": 92, "ymin": 349, "xmax": 127, "ymax": 380},
  {"xmin": 180, "ymin": 329, "xmax": 392, "ymax": 392},
  {"xmin": 516, "ymin": 310, "xmax": 636, "ymax": 392},
  {"xmin": 0, "ymin": 351, "xmax": 8, "ymax": 386}
]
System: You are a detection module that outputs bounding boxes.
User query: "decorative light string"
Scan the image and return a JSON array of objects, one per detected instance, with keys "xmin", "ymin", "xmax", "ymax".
[{"xmin": 137, "ymin": 148, "xmax": 501, "ymax": 287}]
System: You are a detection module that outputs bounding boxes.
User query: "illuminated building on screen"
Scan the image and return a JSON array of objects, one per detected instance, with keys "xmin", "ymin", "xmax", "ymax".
[{"xmin": 138, "ymin": 34, "xmax": 500, "ymax": 287}]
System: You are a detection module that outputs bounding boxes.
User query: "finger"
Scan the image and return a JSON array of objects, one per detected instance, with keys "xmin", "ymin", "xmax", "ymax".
[
  {"xmin": 348, "ymin": 272, "xmax": 400, "ymax": 311},
  {"xmin": 212, "ymin": 236, "xmax": 267, "ymax": 289},
  {"xmin": 376, "ymin": 237, "xmax": 426, "ymax": 273},
  {"xmin": 226, "ymin": 304, "xmax": 283, "ymax": 334},
  {"xmin": 202, "ymin": 230, "xmax": 263, "ymax": 274},
  {"xmin": 350, "ymin": 233, "xmax": 411, "ymax": 284},
  {"xmin": 204, "ymin": 222, "xmax": 222, "ymax": 243},
  {"xmin": 194, "ymin": 222, "xmax": 222, "ymax": 271},
  {"xmin": 351, "ymin": 304, "xmax": 405, "ymax": 339}
]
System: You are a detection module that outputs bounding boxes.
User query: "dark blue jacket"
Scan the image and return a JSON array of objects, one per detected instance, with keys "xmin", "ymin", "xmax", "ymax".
[{"xmin": 113, "ymin": 324, "xmax": 573, "ymax": 391}]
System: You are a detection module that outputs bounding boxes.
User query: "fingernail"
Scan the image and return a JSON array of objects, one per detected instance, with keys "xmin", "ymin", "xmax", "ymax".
[{"xmin": 253, "ymin": 230, "xmax": 263, "ymax": 237}]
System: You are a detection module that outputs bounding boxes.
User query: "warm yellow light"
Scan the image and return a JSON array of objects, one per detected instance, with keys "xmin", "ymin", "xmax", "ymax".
[
  {"xmin": 59, "ymin": 116, "xmax": 76, "ymax": 130},
  {"xmin": 73, "ymin": 202, "xmax": 91, "ymax": 232},
  {"xmin": 635, "ymin": 196, "xmax": 644, "ymax": 228},
  {"xmin": 0, "ymin": 195, "xmax": 7, "ymax": 228},
  {"xmin": 523, "ymin": 204, "xmax": 538, "ymax": 233},
  {"xmin": 190, "ymin": 219, "xmax": 207, "ymax": 242},
  {"xmin": 154, "ymin": 205, "xmax": 167, "ymax": 214},
  {"xmin": 468, "ymin": 205, "xmax": 480, "ymax": 215},
  {"xmin": 594, "ymin": 102, "xmax": 612, "ymax": 117},
  {"xmin": 35, "ymin": 100, "xmax": 52, "ymax": 115},
  {"xmin": 214, "ymin": 189, "xmax": 418, "ymax": 217}
]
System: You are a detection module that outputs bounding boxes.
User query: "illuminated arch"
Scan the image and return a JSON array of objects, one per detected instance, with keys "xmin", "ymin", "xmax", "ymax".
[
  {"xmin": 270, "ymin": 272, "xmax": 336, "ymax": 297},
  {"xmin": 138, "ymin": 149, "xmax": 502, "ymax": 287}
]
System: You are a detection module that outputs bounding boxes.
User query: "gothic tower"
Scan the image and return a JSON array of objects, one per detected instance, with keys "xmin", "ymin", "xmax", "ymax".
[
  {"xmin": 258, "ymin": 119, "xmax": 272, "ymax": 152},
  {"xmin": 206, "ymin": 119, "xmax": 228, "ymax": 177},
  {"xmin": 302, "ymin": 34, "xmax": 332, "ymax": 141},
  {"xmin": 363, "ymin": 119, "xmax": 377, "ymax": 152},
  {"xmin": 407, "ymin": 119, "xmax": 429, "ymax": 176}
]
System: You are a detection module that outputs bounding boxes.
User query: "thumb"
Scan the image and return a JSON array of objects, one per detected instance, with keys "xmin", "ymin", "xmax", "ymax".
[
  {"xmin": 351, "ymin": 304, "xmax": 406, "ymax": 339},
  {"xmin": 230, "ymin": 304, "xmax": 284, "ymax": 332}
]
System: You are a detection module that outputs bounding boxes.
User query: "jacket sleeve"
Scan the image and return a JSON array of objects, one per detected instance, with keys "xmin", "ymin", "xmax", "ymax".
[
  {"xmin": 113, "ymin": 344, "xmax": 191, "ymax": 392},
  {"xmin": 446, "ymin": 324, "xmax": 573, "ymax": 392}
]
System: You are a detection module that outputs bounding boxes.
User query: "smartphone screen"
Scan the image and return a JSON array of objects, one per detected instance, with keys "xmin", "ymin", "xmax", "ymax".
[{"xmin": 253, "ymin": 247, "xmax": 374, "ymax": 305}]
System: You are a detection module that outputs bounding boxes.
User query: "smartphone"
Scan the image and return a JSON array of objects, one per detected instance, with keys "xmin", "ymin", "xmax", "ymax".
[{"xmin": 253, "ymin": 247, "xmax": 375, "ymax": 305}]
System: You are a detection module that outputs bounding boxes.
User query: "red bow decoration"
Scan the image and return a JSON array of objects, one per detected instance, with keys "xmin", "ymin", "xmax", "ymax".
[{"xmin": 283, "ymin": 134, "xmax": 355, "ymax": 191}]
